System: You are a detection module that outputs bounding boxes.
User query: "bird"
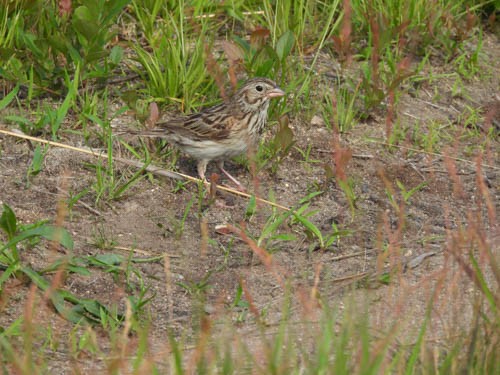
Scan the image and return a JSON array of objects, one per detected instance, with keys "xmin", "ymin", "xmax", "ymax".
[{"xmin": 122, "ymin": 77, "xmax": 285, "ymax": 188}]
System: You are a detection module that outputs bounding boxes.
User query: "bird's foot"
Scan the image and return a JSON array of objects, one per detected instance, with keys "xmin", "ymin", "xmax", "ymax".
[{"xmin": 220, "ymin": 168, "xmax": 247, "ymax": 192}]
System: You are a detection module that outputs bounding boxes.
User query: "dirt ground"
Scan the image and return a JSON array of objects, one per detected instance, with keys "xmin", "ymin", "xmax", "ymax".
[{"xmin": 0, "ymin": 32, "xmax": 498, "ymax": 372}]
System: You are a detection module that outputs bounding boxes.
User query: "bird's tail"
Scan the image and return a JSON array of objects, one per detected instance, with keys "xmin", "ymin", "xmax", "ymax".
[
  {"xmin": 113, "ymin": 127, "xmax": 169, "ymax": 138},
  {"xmin": 113, "ymin": 101, "xmax": 166, "ymax": 138},
  {"xmin": 112, "ymin": 128, "xmax": 136, "ymax": 137}
]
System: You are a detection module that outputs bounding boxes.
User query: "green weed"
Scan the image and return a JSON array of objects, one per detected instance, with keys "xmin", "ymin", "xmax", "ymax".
[
  {"xmin": 4, "ymin": 66, "xmax": 79, "ymax": 138},
  {"xmin": 7, "ymin": 0, "xmax": 127, "ymax": 90},
  {"xmin": 258, "ymin": 114, "xmax": 296, "ymax": 174},
  {"xmin": 322, "ymin": 83, "xmax": 362, "ymax": 132},
  {"xmin": 86, "ymin": 110, "xmax": 148, "ymax": 203},
  {"xmin": 26, "ymin": 144, "xmax": 48, "ymax": 187},
  {"xmin": 386, "ymin": 179, "xmax": 428, "ymax": 214},
  {"xmin": 130, "ymin": 0, "xmax": 214, "ymax": 112},
  {"xmin": 0, "ymin": 204, "xmax": 124, "ymax": 326},
  {"xmin": 0, "ymin": 85, "xmax": 20, "ymax": 111}
]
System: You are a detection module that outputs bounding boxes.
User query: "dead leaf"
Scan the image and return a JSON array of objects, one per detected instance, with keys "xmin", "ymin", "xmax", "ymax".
[
  {"xmin": 250, "ymin": 28, "xmax": 270, "ymax": 49},
  {"xmin": 146, "ymin": 102, "xmax": 160, "ymax": 128},
  {"xmin": 59, "ymin": 0, "xmax": 72, "ymax": 17}
]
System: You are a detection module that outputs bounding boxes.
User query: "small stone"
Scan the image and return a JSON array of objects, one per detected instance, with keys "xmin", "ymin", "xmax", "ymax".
[
  {"xmin": 310, "ymin": 115, "xmax": 325, "ymax": 127},
  {"xmin": 204, "ymin": 304, "xmax": 216, "ymax": 314}
]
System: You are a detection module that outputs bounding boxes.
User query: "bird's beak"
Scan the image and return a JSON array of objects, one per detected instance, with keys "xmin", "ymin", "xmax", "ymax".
[{"xmin": 267, "ymin": 87, "xmax": 285, "ymax": 98}]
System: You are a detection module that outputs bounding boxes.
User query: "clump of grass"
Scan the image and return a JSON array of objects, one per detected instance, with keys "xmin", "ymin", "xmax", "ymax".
[{"xmin": 2, "ymin": 0, "xmax": 127, "ymax": 95}]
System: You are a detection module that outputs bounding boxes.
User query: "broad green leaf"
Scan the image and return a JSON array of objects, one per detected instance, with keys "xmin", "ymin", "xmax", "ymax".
[
  {"xmin": 255, "ymin": 59, "xmax": 275, "ymax": 77},
  {"xmin": 293, "ymin": 213, "xmax": 324, "ymax": 248},
  {"xmin": 109, "ymin": 45, "xmax": 123, "ymax": 65},
  {"xmin": 102, "ymin": 0, "xmax": 131, "ymax": 25},
  {"xmin": 48, "ymin": 287, "xmax": 85, "ymax": 324},
  {"xmin": 22, "ymin": 266, "xmax": 121, "ymax": 325},
  {"xmin": 80, "ymin": 299, "xmax": 106, "ymax": 316},
  {"xmin": 275, "ymin": 30, "xmax": 295, "ymax": 61},
  {"xmin": 0, "ymin": 204, "xmax": 17, "ymax": 239},
  {"xmin": 21, "ymin": 266, "xmax": 49, "ymax": 289},
  {"xmin": 1, "ymin": 225, "xmax": 74, "ymax": 253},
  {"xmin": 72, "ymin": 6, "xmax": 99, "ymax": 41},
  {"xmin": 64, "ymin": 304, "xmax": 94, "ymax": 324}
]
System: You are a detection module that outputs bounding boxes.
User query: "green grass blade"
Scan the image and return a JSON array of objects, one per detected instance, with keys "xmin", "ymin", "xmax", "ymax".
[
  {"xmin": 292, "ymin": 212, "xmax": 324, "ymax": 248},
  {"xmin": 0, "ymin": 225, "xmax": 74, "ymax": 253},
  {"xmin": 0, "ymin": 84, "xmax": 19, "ymax": 111}
]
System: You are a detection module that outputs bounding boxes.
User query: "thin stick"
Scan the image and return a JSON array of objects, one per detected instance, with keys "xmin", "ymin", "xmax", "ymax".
[
  {"xmin": 0, "ymin": 128, "xmax": 290, "ymax": 211},
  {"xmin": 330, "ymin": 250, "xmax": 375, "ymax": 262},
  {"xmin": 330, "ymin": 272, "xmax": 369, "ymax": 283}
]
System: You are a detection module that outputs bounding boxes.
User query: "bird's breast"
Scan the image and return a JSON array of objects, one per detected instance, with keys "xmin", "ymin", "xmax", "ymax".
[{"xmin": 174, "ymin": 136, "xmax": 249, "ymax": 161}]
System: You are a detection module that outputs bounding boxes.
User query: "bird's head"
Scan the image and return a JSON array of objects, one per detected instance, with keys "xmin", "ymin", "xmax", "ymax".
[{"xmin": 235, "ymin": 78, "xmax": 285, "ymax": 113}]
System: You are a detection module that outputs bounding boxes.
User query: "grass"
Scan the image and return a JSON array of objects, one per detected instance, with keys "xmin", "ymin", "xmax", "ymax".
[{"xmin": 0, "ymin": 0, "xmax": 498, "ymax": 373}]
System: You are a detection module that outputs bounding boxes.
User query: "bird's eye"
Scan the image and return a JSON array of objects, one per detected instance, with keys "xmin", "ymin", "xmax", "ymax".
[{"xmin": 255, "ymin": 85, "xmax": 263, "ymax": 92}]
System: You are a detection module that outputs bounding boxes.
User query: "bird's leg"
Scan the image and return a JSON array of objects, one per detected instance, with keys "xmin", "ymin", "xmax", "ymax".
[
  {"xmin": 217, "ymin": 161, "xmax": 246, "ymax": 191},
  {"xmin": 197, "ymin": 159, "xmax": 209, "ymax": 182}
]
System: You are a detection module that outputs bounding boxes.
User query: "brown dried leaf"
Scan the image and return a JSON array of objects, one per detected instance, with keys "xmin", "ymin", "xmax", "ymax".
[
  {"xmin": 204, "ymin": 45, "xmax": 226, "ymax": 100},
  {"xmin": 146, "ymin": 102, "xmax": 160, "ymax": 128},
  {"xmin": 250, "ymin": 28, "xmax": 270, "ymax": 49},
  {"xmin": 59, "ymin": 0, "xmax": 72, "ymax": 17}
]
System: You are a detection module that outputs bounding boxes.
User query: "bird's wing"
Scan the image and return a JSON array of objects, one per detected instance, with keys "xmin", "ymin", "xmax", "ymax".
[{"xmin": 154, "ymin": 103, "xmax": 235, "ymax": 141}]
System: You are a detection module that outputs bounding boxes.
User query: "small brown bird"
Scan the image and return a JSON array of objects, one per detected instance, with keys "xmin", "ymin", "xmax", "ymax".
[{"xmin": 124, "ymin": 78, "xmax": 285, "ymax": 188}]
